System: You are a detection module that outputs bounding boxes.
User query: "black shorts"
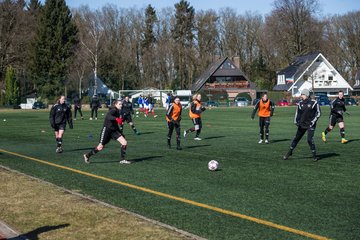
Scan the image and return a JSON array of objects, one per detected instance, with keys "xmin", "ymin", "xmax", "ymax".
[
  {"xmin": 192, "ymin": 118, "xmax": 202, "ymax": 128},
  {"xmin": 329, "ymin": 114, "xmax": 343, "ymax": 126},
  {"xmin": 99, "ymin": 127, "xmax": 123, "ymax": 145},
  {"xmin": 54, "ymin": 123, "xmax": 66, "ymax": 131},
  {"xmin": 123, "ymin": 114, "xmax": 133, "ymax": 123}
]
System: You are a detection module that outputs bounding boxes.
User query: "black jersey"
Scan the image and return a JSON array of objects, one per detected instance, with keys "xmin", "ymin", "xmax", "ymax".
[
  {"xmin": 103, "ymin": 107, "xmax": 121, "ymax": 131},
  {"xmin": 330, "ymin": 97, "xmax": 346, "ymax": 116},
  {"xmin": 49, "ymin": 103, "xmax": 73, "ymax": 128},
  {"xmin": 122, "ymin": 100, "xmax": 134, "ymax": 115},
  {"xmin": 295, "ymin": 98, "xmax": 321, "ymax": 129},
  {"xmin": 90, "ymin": 96, "xmax": 100, "ymax": 109}
]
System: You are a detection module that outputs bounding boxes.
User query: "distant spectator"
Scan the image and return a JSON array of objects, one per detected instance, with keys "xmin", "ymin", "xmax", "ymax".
[
  {"xmin": 90, "ymin": 94, "xmax": 100, "ymax": 120},
  {"xmin": 73, "ymin": 95, "xmax": 84, "ymax": 120}
]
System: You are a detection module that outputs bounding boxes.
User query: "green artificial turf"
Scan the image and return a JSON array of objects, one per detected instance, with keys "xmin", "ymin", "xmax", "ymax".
[{"xmin": 0, "ymin": 106, "xmax": 359, "ymax": 239}]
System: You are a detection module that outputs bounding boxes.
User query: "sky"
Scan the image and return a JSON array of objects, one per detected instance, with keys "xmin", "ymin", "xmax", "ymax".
[{"xmin": 64, "ymin": 0, "xmax": 360, "ymax": 16}]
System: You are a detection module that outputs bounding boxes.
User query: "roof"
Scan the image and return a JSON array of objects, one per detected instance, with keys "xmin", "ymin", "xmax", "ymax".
[
  {"xmin": 277, "ymin": 52, "xmax": 320, "ymax": 81},
  {"xmin": 191, "ymin": 57, "xmax": 227, "ymax": 92},
  {"xmin": 191, "ymin": 57, "xmax": 251, "ymax": 92},
  {"xmin": 273, "ymin": 84, "xmax": 292, "ymax": 91}
]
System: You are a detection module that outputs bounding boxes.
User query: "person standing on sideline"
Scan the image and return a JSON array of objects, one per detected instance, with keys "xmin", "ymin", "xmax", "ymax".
[
  {"xmin": 251, "ymin": 93, "xmax": 275, "ymax": 144},
  {"xmin": 283, "ymin": 89, "xmax": 321, "ymax": 161},
  {"xmin": 321, "ymin": 90, "xmax": 348, "ymax": 144},
  {"xmin": 184, "ymin": 93, "xmax": 206, "ymax": 140},
  {"xmin": 49, "ymin": 95, "xmax": 73, "ymax": 153},
  {"xmin": 166, "ymin": 96, "xmax": 182, "ymax": 150},
  {"xmin": 83, "ymin": 99, "xmax": 130, "ymax": 164},
  {"xmin": 121, "ymin": 96, "xmax": 140, "ymax": 135},
  {"xmin": 73, "ymin": 95, "xmax": 84, "ymax": 120},
  {"xmin": 90, "ymin": 94, "xmax": 100, "ymax": 120}
]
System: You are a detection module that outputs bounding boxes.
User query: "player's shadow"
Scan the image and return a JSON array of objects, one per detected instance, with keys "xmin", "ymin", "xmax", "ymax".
[
  {"xmin": 131, "ymin": 156, "xmax": 163, "ymax": 163},
  {"xmin": 271, "ymin": 139, "xmax": 291, "ymax": 143},
  {"xmin": 185, "ymin": 144, "xmax": 211, "ymax": 149},
  {"xmin": 137, "ymin": 131, "xmax": 154, "ymax": 135},
  {"xmin": 316, "ymin": 152, "xmax": 340, "ymax": 160},
  {"xmin": 347, "ymin": 139, "xmax": 360, "ymax": 143},
  {"xmin": 203, "ymin": 136, "xmax": 226, "ymax": 140},
  {"xmin": 10, "ymin": 224, "xmax": 70, "ymax": 240},
  {"xmin": 68, "ymin": 147, "xmax": 94, "ymax": 152}
]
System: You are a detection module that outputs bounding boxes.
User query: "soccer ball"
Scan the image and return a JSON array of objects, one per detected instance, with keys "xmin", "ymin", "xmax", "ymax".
[{"xmin": 208, "ymin": 160, "xmax": 219, "ymax": 171}]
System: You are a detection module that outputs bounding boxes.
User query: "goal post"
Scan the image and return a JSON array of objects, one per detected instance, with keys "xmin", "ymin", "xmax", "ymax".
[{"xmin": 111, "ymin": 89, "xmax": 173, "ymax": 108}]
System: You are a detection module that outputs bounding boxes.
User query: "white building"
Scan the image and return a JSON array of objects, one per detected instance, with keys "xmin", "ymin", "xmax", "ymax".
[{"xmin": 273, "ymin": 52, "xmax": 353, "ymax": 97}]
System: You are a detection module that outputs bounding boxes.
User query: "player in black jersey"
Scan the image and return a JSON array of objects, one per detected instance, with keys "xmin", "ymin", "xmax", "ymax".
[
  {"xmin": 321, "ymin": 90, "xmax": 348, "ymax": 144},
  {"xmin": 120, "ymin": 96, "xmax": 140, "ymax": 135},
  {"xmin": 83, "ymin": 99, "xmax": 130, "ymax": 164},
  {"xmin": 49, "ymin": 95, "xmax": 73, "ymax": 153},
  {"xmin": 283, "ymin": 89, "xmax": 321, "ymax": 161}
]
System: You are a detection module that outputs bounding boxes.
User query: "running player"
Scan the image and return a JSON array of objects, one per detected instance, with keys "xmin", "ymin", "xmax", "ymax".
[
  {"xmin": 147, "ymin": 95, "xmax": 158, "ymax": 118},
  {"xmin": 283, "ymin": 89, "xmax": 321, "ymax": 161},
  {"xmin": 166, "ymin": 96, "xmax": 182, "ymax": 150},
  {"xmin": 49, "ymin": 95, "xmax": 73, "ymax": 153},
  {"xmin": 321, "ymin": 90, "xmax": 348, "ymax": 144},
  {"xmin": 251, "ymin": 93, "xmax": 275, "ymax": 144},
  {"xmin": 121, "ymin": 96, "xmax": 140, "ymax": 135},
  {"xmin": 83, "ymin": 99, "xmax": 130, "ymax": 164},
  {"xmin": 184, "ymin": 93, "xmax": 206, "ymax": 140}
]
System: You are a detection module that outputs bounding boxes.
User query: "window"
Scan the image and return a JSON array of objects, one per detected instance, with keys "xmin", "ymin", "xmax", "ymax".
[{"xmin": 328, "ymin": 76, "xmax": 333, "ymax": 81}]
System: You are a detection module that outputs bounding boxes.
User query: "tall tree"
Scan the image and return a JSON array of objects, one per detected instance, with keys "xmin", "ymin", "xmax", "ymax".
[
  {"xmin": 195, "ymin": 10, "xmax": 219, "ymax": 72},
  {"xmin": 172, "ymin": 0, "xmax": 195, "ymax": 89},
  {"xmin": 29, "ymin": 0, "xmax": 78, "ymax": 99},
  {"xmin": 4, "ymin": 66, "xmax": 19, "ymax": 105},
  {"xmin": 73, "ymin": 6, "xmax": 103, "ymax": 95},
  {"xmin": 323, "ymin": 11, "xmax": 360, "ymax": 82},
  {"xmin": 140, "ymin": 4, "xmax": 158, "ymax": 88},
  {"xmin": 265, "ymin": 0, "xmax": 323, "ymax": 64}
]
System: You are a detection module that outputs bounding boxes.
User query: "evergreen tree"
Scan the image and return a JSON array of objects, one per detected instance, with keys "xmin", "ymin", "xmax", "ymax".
[
  {"xmin": 172, "ymin": 0, "xmax": 195, "ymax": 89},
  {"xmin": 29, "ymin": 0, "xmax": 78, "ymax": 99},
  {"xmin": 142, "ymin": 4, "xmax": 157, "ymax": 50},
  {"xmin": 4, "ymin": 66, "xmax": 19, "ymax": 106}
]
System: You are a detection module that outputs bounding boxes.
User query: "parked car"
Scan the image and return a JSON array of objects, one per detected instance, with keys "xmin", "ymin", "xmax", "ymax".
[
  {"xmin": 291, "ymin": 99, "xmax": 301, "ymax": 106},
  {"xmin": 277, "ymin": 99, "xmax": 289, "ymax": 107},
  {"xmin": 204, "ymin": 100, "xmax": 219, "ymax": 107},
  {"xmin": 32, "ymin": 101, "xmax": 46, "ymax": 109},
  {"xmin": 344, "ymin": 97, "xmax": 358, "ymax": 106},
  {"xmin": 315, "ymin": 95, "xmax": 330, "ymax": 106},
  {"xmin": 234, "ymin": 97, "xmax": 250, "ymax": 107}
]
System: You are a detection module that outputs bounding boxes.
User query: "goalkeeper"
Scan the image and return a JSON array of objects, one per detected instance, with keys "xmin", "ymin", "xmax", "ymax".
[
  {"xmin": 84, "ymin": 100, "xmax": 130, "ymax": 164},
  {"xmin": 166, "ymin": 96, "xmax": 183, "ymax": 150},
  {"xmin": 184, "ymin": 93, "xmax": 206, "ymax": 140},
  {"xmin": 321, "ymin": 90, "xmax": 348, "ymax": 144}
]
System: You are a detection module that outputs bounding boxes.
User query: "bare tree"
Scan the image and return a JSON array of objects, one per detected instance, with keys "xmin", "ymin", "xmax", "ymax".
[{"xmin": 265, "ymin": 0, "xmax": 323, "ymax": 65}]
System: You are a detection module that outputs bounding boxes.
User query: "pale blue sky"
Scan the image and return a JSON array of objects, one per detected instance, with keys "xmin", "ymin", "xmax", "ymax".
[{"xmin": 64, "ymin": 0, "xmax": 360, "ymax": 16}]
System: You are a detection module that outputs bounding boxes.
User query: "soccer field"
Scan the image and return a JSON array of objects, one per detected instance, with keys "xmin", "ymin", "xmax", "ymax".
[{"xmin": 0, "ymin": 106, "xmax": 359, "ymax": 239}]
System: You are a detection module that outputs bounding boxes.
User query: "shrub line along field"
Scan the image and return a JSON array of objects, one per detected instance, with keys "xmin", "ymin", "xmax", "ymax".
[{"xmin": 0, "ymin": 107, "xmax": 359, "ymax": 239}]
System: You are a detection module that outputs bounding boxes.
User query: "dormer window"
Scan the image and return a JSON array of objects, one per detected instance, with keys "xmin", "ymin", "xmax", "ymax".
[{"xmin": 277, "ymin": 74, "xmax": 285, "ymax": 84}]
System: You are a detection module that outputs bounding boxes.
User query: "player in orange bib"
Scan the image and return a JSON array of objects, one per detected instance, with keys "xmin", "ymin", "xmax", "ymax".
[
  {"xmin": 184, "ymin": 93, "xmax": 206, "ymax": 140},
  {"xmin": 251, "ymin": 93, "xmax": 275, "ymax": 144},
  {"xmin": 166, "ymin": 96, "xmax": 183, "ymax": 150}
]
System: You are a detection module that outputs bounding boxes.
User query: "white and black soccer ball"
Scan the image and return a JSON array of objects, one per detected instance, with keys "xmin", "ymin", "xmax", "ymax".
[{"xmin": 208, "ymin": 160, "xmax": 219, "ymax": 171}]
